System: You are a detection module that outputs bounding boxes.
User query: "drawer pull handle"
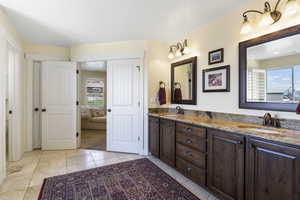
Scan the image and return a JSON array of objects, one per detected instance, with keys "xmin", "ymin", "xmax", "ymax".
[
  {"xmin": 187, "ymin": 168, "xmax": 192, "ymax": 173},
  {"xmin": 184, "ymin": 151, "xmax": 192, "ymax": 157},
  {"xmin": 186, "ymin": 139, "xmax": 192, "ymax": 144},
  {"xmin": 186, "ymin": 128, "xmax": 192, "ymax": 132}
]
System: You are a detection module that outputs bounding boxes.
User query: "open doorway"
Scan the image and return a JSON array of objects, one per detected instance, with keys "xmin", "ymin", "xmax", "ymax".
[{"xmin": 79, "ymin": 61, "xmax": 107, "ymax": 150}]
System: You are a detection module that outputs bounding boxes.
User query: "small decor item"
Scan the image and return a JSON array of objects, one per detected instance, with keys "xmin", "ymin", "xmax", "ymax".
[
  {"xmin": 203, "ymin": 65, "xmax": 230, "ymax": 92},
  {"xmin": 208, "ymin": 48, "xmax": 224, "ymax": 65}
]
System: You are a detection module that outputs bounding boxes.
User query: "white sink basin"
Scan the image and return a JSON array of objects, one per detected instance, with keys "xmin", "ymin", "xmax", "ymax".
[
  {"xmin": 164, "ymin": 115, "xmax": 177, "ymax": 118},
  {"xmin": 237, "ymin": 125, "xmax": 281, "ymax": 135},
  {"xmin": 247, "ymin": 128, "xmax": 280, "ymax": 135}
]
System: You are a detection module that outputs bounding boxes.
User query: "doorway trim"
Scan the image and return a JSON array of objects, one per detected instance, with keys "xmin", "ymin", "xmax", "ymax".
[
  {"xmin": 0, "ymin": 29, "xmax": 22, "ymax": 183},
  {"xmin": 71, "ymin": 52, "xmax": 148, "ymax": 155},
  {"xmin": 25, "ymin": 54, "xmax": 69, "ymax": 152}
]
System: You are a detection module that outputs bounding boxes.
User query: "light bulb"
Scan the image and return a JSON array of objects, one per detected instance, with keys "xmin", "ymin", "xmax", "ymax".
[
  {"xmin": 183, "ymin": 47, "xmax": 190, "ymax": 54},
  {"xmin": 259, "ymin": 11, "xmax": 274, "ymax": 27},
  {"xmin": 176, "ymin": 49, "xmax": 182, "ymax": 57},
  {"xmin": 285, "ymin": 0, "xmax": 299, "ymax": 16},
  {"xmin": 168, "ymin": 52, "xmax": 174, "ymax": 59},
  {"xmin": 240, "ymin": 16, "xmax": 252, "ymax": 34}
]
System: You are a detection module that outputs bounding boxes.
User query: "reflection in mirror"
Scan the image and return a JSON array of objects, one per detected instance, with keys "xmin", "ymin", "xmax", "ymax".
[
  {"xmin": 171, "ymin": 57, "xmax": 197, "ymax": 105},
  {"xmin": 174, "ymin": 63, "xmax": 193, "ymax": 100},
  {"xmin": 247, "ymin": 34, "xmax": 300, "ymax": 103}
]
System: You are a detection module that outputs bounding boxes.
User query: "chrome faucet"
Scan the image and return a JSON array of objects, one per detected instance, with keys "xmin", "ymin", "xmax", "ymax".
[
  {"xmin": 262, "ymin": 113, "xmax": 281, "ymax": 128},
  {"xmin": 176, "ymin": 106, "xmax": 184, "ymax": 115}
]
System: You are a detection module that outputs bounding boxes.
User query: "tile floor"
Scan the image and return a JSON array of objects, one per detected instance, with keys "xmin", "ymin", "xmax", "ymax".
[{"xmin": 0, "ymin": 149, "xmax": 218, "ymax": 200}]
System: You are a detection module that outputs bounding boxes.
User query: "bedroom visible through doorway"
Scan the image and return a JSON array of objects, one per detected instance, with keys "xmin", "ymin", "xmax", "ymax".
[{"xmin": 79, "ymin": 61, "xmax": 107, "ymax": 151}]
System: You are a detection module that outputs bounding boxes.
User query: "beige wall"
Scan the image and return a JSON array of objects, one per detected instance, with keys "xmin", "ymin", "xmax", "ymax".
[
  {"xmin": 149, "ymin": 0, "xmax": 300, "ymax": 119},
  {"xmin": 146, "ymin": 40, "xmax": 170, "ymax": 107},
  {"xmin": 23, "ymin": 42, "xmax": 70, "ymax": 60},
  {"xmin": 80, "ymin": 70, "xmax": 107, "ymax": 107},
  {"xmin": 70, "ymin": 40, "xmax": 147, "ymax": 59}
]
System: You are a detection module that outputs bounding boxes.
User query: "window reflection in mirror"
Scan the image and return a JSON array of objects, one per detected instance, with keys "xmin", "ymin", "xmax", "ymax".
[
  {"xmin": 247, "ymin": 34, "xmax": 300, "ymax": 103},
  {"xmin": 174, "ymin": 63, "xmax": 193, "ymax": 100}
]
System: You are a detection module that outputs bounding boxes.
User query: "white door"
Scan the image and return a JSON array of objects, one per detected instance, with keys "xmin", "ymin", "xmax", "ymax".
[
  {"xmin": 41, "ymin": 61, "xmax": 77, "ymax": 150},
  {"xmin": 32, "ymin": 62, "xmax": 41, "ymax": 149},
  {"xmin": 107, "ymin": 59, "xmax": 142, "ymax": 154}
]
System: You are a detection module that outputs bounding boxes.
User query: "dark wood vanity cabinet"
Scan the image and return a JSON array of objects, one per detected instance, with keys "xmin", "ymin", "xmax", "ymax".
[
  {"xmin": 175, "ymin": 122, "xmax": 207, "ymax": 186},
  {"xmin": 246, "ymin": 138, "xmax": 300, "ymax": 200},
  {"xmin": 149, "ymin": 116, "xmax": 300, "ymax": 200},
  {"xmin": 207, "ymin": 128, "xmax": 245, "ymax": 200},
  {"xmin": 159, "ymin": 119, "xmax": 176, "ymax": 167},
  {"xmin": 149, "ymin": 116, "xmax": 160, "ymax": 158}
]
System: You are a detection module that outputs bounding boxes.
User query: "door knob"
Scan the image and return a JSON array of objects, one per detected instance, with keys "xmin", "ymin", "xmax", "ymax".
[
  {"xmin": 34, "ymin": 108, "xmax": 39, "ymax": 112},
  {"xmin": 41, "ymin": 109, "xmax": 47, "ymax": 112},
  {"xmin": 107, "ymin": 109, "xmax": 112, "ymax": 112}
]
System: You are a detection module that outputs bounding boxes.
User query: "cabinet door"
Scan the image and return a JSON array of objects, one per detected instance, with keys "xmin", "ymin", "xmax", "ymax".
[
  {"xmin": 160, "ymin": 119, "xmax": 175, "ymax": 167},
  {"xmin": 149, "ymin": 117, "xmax": 160, "ymax": 157},
  {"xmin": 208, "ymin": 129, "xmax": 245, "ymax": 200},
  {"xmin": 246, "ymin": 138, "xmax": 300, "ymax": 200}
]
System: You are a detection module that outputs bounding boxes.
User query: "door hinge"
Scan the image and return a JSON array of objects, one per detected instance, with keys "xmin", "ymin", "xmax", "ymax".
[
  {"xmin": 76, "ymin": 101, "xmax": 79, "ymax": 106},
  {"xmin": 138, "ymin": 101, "xmax": 141, "ymax": 107},
  {"xmin": 136, "ymin": 66, "xmax": 140, "ymax": 72},
  {"xmin": 138, "ymin": 136, "xmax": 141, "ymax": 141},
  {"xmin": 76, "ymin": 70, "xmax": 79, "ymax": 74},
  {"xmin": 76, "ymin": 132, "xmax": 79, "ymax": 137}
]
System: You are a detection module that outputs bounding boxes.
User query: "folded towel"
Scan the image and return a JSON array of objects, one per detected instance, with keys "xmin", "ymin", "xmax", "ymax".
[
  {"xmin": 158, "ymin": 88, "xmax": 166, "ymax": 105},
  {"xmin": 174, "ymin": 88, "xmax": 182, "ymax": 103},
  {"xmin": 297, "ymin": 102, "xmax": 300, "ymax": 115}
]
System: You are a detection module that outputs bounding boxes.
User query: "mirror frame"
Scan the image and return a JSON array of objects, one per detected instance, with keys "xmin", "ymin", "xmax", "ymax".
[
  {"xmin": 171, "ymin": 56, "xmax": 197, "ymax": 105},
  {"xmin": 239, "ymin": 24, "xmax": 300, "ymax": 112}
]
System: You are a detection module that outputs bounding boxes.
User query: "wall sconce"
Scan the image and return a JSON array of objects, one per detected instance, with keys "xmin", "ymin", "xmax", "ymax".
[
  {"xmin": 240, "ymin": 0, "xmax": 299, "ymax": 35},
  {"xmin": 168, "ymin": 39, "xmax": 190, "ymax": 59}
]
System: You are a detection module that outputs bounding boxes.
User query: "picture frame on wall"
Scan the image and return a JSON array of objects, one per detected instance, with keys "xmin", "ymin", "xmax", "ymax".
[
  {"xmin": 208, "ymin": 48, "xmax": 224, "ymax": 65},
  {"xmin": 203, "ymin": 65, "xmax": 230, "ymax": 92}
]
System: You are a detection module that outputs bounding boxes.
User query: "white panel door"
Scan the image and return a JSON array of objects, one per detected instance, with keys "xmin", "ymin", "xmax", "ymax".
[
  {"xmin": 32, "ymin": 62, "xmax": 41, "ymax": 149},
  {"xmin": 41, "ymin": 61, "xmax": 77, "ymax": 150},
  {"xmin": 107, "ymin": 59, "xmax": 142, "ymax": 154}
]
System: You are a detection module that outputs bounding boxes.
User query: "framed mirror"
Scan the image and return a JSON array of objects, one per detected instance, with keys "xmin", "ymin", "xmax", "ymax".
[
  {"xmin": 171, "ymin": 57, "xmax": 197, "ymax": 105},
  {"xmin": 239, "ymin": 25, "xmax": 300, "ymax": 112}
]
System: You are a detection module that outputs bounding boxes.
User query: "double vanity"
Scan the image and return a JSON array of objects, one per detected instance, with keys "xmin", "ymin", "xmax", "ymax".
[{"xmin": 148, "ymin": 112, "xmax": 300, "ymax": 200}]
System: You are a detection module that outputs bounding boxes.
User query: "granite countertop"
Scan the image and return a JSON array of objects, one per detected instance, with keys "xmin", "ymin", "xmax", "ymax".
[{"xmin": 149, "ymin": 112, "xmax": 300, "ymax": 147}]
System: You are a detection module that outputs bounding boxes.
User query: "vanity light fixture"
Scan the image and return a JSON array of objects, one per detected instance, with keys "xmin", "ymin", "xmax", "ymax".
[
  {"xmin": 168, "ymin": 39, "xmax": 190, "ymax": 59},
  {"xmin": 240, "ymin": 0, "xmax": 299, "ymax": 34}
]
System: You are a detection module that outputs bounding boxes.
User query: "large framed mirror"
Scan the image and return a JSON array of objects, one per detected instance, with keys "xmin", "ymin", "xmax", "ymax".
[
  {"xmin": 171, "ymin": 57, "xmax": 197, "ymax": 105},
  {"xmin": 239, "ymin": 25, "xmax": 300, "ymax": 112}
]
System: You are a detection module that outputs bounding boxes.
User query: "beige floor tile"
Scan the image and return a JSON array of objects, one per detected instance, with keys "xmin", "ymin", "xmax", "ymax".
[
  {"xmin": 0, "ymin": 174, "xmax": 32, "ymax": 194},
  {"xmin": 0, "ymin": 189, "xmax": 26, "ymax": 200},
  {"xmin": 67, "ymin": 161, "xmax": 96, "ymax": 173},
  {"xmin": 23, "ymin": 185, "xmax": 42, "ymax": 200},
  {"xmin": 67, "ymin": 154, "xmax": 95, "ymax": 166}
]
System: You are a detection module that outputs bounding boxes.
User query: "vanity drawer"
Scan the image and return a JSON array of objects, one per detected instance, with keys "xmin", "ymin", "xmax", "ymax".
[
  {"xmin": 176, "ymin": 132, "xmax": 206, "ymax": 152},
  {"xmin": 176, "ymin": 157, "xmax": 206, "ymax": 186},
  {"xmin": 176, "ymin": 143, "xmax": 206, "ymax": 169},
  {"xmin": 176, "ymin": 123, "xmax": 206, "ymax": 138}
]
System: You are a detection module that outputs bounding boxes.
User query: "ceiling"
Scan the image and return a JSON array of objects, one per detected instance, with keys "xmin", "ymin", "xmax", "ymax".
[
  {"xmin": 248, "ymin": 34, "xmax": 300, "ymax": 60},
  {"xmin": 0, "ymin": 0, "xmax": 250, "ymax": 46},
  {"xmin": 80, "ymin": 61, "xmax": 107, "ymax": 72}
]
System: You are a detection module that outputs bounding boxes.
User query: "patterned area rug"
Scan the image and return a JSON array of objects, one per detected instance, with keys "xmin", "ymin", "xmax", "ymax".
[{"xmin": 38, "ymin": 158, "xmax": 200, "ymax": 200}]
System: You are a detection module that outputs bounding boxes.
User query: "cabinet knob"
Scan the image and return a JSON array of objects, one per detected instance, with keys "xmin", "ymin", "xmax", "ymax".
[
  {"xmin": 186, "ymin": 128, "xmax": 192, "ymax": 132},
  {"xmin": 186, "ymin": 139, "xmax": 192, "ymax": 144},
  {"xmin": 184, "ymin": 151, "xmax": 192, "ymax": 157},
  {"xmin": 187, "ymin": 168, "xmax": 192, "ymax": 173}
]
